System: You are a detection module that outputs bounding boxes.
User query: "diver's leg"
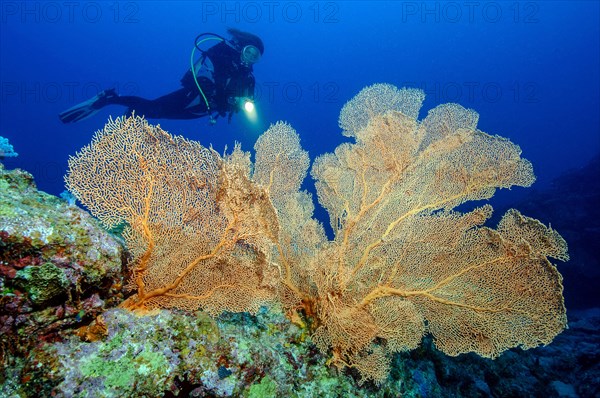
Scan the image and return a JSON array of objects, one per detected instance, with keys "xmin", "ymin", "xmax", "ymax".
[
  {"xmin": 116, "ymin": 88, "xmax": 208, "ymax": 120},
  {"xmin": 59, "ymin": 88, "xmax": 209, "ymax": 123}
]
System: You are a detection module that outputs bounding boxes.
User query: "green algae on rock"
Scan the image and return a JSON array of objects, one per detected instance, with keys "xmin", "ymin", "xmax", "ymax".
[{"xmin": 14, "ymin": 262, "xmax": 69, "ymax": 305}]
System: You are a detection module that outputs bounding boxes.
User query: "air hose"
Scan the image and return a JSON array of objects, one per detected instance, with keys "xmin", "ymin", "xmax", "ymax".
[{"xmin": 190, "ymin": 33, "xmax": 226, "ymax": 115}]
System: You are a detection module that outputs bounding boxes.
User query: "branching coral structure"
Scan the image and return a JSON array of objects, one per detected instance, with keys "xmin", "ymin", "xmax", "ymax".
[
  {"xmin": 65, "ymin": 84, "xmax": 569, "ymax": 385},
  {"xmin": 65, "ymin": 116, "xmax": 279, "ymax": 315},
  {"xmin": 301, "ymin": 84, "xmax": 568, "ymax": 383}
]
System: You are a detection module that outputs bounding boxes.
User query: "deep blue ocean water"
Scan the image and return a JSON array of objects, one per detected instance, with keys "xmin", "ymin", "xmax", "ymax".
[{"xmin": 1, "ymin": 1, "xmax": 599, "ymax": 307}]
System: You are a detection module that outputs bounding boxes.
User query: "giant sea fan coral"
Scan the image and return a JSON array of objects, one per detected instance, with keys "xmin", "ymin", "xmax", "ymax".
[
  {"xmin": 259, "ymin": 84, "xmax": 568, "ymax": 384},
  {"xmin": 65, "ymin": 83, "xmax": 568, "ymax": 386},
  {"xmin": 65, "ymin": 116, "xmax": 279, "ymax": 315}
]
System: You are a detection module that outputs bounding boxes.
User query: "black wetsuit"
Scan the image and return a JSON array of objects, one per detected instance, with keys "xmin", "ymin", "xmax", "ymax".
[{"xmin": 110, "ymin": 41, "xmax": 255, "ymax": 120}]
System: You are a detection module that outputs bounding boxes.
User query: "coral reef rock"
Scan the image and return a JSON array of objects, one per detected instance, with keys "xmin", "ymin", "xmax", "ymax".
[{"xmin": 0, "ymin": 162, "xmax": 125, "ymax": 372}]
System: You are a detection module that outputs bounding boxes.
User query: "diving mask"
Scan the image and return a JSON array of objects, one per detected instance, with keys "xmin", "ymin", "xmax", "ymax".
[{"xmin": 240, "ymin": 45, "xmax": 261, "ymax": 66}]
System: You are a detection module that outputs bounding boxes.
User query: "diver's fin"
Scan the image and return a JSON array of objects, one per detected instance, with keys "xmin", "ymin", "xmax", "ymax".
[
  {"xmin": 59, "ymin": 101, "xmax": 101, "ymax": 123},
  {"xmin": 59, "ymin": 89, "xmax": 117, "ymax": 124}
]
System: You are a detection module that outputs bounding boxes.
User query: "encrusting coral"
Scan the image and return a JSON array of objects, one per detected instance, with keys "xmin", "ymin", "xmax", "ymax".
[{"xmin": 65, "ymin": 83, "xmax": 569, "ymax": 385}]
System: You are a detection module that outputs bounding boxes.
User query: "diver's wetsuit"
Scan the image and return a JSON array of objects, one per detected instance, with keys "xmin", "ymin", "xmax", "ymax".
[
  {"xmin": 143, "ymin": 41, "xmax": 252, "ymax": 120},
  {"xmin": 72, "ymin": 40, "xmax": 255, "ymax": 122},
  {"xmin": 111, "ymin": 87, "xmax": 208, "ymax": 120},
  {"xmin": 112, "ymin": 41, "xmax": 255, "ymax": 120}
]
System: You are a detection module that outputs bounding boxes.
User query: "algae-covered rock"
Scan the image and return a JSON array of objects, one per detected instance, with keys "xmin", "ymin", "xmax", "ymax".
[
  {"xmin": 0, "ymin": 162, "xmax": 123, "ymax": 285},
  {"xmin": 52, "ymin": 309, "xmax": 221, "ymax": 398},
  {"xmin": 15, "ymin": 262, "xmax": 69, "ymax": 305},
  {"xmin": 41, "ymin": 307, "xmax": 351, "ymax": 398},
  {"xmin": 0, "ymin": 162, "xmax": 126, "ymax": 380},
  {"xmin": 248, "ymin": 375, "xmax": 278, "ymax": 398}
]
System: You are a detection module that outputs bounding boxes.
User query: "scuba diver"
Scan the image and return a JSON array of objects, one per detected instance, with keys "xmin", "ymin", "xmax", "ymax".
[{"xmin": 59, "ymin": 28, "xmax": 263, "ymax": 125}]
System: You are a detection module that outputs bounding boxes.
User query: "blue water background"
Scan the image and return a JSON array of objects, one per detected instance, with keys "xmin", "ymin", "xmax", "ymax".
[{"xmin": 1, "ymin": 1, "xmax": 599, "ymax": 304}]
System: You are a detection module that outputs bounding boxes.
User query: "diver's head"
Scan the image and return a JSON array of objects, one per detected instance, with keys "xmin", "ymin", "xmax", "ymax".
[
  {"xmin": 227, "ymin": 28, "xmax": 264, "ymax": 65},
  {"xmin": 240, "ymin": 44, "xmax": 261, "ymax": 66}
]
